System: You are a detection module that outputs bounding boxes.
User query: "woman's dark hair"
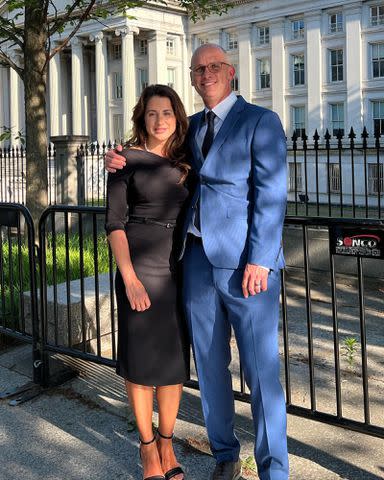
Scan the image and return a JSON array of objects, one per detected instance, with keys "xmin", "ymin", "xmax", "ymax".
[{"xmin": 127, "ymin": 84, "xmax": 190, "ymax": 182}]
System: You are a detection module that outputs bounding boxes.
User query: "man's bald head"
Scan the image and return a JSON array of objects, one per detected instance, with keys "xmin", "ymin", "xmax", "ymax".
[{"xmin": 190, "ymin": 43, "xmax": 230, "ymax": 68}]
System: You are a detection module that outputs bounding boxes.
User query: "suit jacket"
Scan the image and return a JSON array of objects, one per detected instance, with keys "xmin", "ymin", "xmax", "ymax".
[{"xmin": 180, "ymin": 96, "xmax": 287, "ymax": 271}]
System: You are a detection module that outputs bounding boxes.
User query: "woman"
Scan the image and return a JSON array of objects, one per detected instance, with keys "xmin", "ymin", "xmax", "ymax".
[{"xmin": 105, "ymin": 85, "xmax": 190, "ymax": 480}]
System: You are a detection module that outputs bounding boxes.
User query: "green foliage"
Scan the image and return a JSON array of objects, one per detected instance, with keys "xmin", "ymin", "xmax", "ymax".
[
  {"xmin": 0, "ymin": 232, "xmax": 111, "ymax": 324},
  {"xmin": 341, "ymin": 337, "xmax": 359, "ymax": 368},
  {"xmin": 0, "ymin": 126, "xmax": 25, "ymax": 145}
]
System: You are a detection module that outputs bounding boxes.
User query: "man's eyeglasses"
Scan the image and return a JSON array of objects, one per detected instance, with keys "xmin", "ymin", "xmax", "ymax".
[{"xmin": 190, "ymin": 62, "xmax": 232, "ymax": 76}]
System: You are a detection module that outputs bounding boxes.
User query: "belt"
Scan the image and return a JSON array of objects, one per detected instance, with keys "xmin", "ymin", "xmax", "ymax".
[{"xmin": 128, "ymin": 215, "xmax": 176, "ymax": 229}]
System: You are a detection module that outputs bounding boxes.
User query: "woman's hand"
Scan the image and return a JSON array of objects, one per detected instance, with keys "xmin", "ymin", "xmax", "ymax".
[{"xmin": 125, "ymin": 277, "xmax": 151, "ymax": 311}]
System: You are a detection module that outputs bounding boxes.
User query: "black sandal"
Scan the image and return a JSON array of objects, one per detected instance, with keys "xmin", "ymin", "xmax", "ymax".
[
  {"xmin": 157, "ymin": 431, "xmax": 185, "ymax": 480},
  {"xmin": 140, "ymin": 435, "xmax": 165, "ymax": 480}
]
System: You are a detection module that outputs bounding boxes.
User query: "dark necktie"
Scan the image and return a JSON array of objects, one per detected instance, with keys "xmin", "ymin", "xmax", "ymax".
[
  {"xmin": 201, "ymin": 111, "xmax": 216, "ymax": 158},
  {"xmin": 193, "ymin": 111, "xmax": 215, "ymax": 230}
]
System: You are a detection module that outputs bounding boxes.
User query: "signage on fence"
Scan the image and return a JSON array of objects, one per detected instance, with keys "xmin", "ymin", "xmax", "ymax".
[{"xmin": 330, "ymin": 226, "xmax": 384, "ymax": 259}]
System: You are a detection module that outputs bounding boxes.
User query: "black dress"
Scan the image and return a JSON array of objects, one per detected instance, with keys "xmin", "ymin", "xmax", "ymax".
[{"xmin": 105, "ymin": 148, "xmax": 189, "ymax": 386}]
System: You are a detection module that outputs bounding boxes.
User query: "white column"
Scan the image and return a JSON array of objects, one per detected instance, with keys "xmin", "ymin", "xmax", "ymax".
[
  {"xmin": 345, "ymin": 4, "xmax": 363, "ymax": 134},
  {"xmin": 148, "ymin": 31, "xmax": 167, "ymax": 84},
  {"xmin": 117, "ymin": 26, "xmax": 138, "ymax": 138},
  {"xmin": 9, "ymin": 57, "xmax": 21, "ymax": 144},
  {"xmin": 0, "ymin": 66, "xmax": 8, "ymax": 144},
  {"xmin": 49, "ymin": 50, "xmax": 61, "ymax": 136},
  {"xmin": 305, "ymin": 12, "xmax": 322, "ymax": 138},
  {"xmin": 182, "ymin": 34, "xmax": 193, "ymax": 114},
  {"xmin": 90, "ymin": 32, "xmax": 109, "ymax": 143},
  {"xmin": 71, "ymin": 36, "xmax": 85, "ymax": 135},
  {"xmin": 238, "ymin": 26, "xmax": 252, "ymax": 102},
  {"xmin": 270, "ymin": 19, "xmax": 286, "ymax": 125}
]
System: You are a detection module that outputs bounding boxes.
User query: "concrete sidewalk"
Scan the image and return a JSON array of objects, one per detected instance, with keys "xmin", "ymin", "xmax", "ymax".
[{"xmin": 0, "ymin": 344, "xmax": 383, "ymax": 480}]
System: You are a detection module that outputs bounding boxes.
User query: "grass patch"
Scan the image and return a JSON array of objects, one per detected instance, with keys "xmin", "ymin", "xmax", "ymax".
[{"xmin": 0, "ymin": 232, "xmax": 111, "ymax": 326}]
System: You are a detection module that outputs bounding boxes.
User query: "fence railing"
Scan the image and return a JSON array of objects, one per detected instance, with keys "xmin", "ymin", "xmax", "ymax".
[
  {"xmin": 0, "ymin": 129, "xmax": 383, "ymax": 218},
  {"xmin": 1, "ymin": 203, "xmax": 383, "ymax": 438}
]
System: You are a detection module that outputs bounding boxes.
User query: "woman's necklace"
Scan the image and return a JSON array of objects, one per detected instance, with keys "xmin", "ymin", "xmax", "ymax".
[{"xmin": 144, "ymin": 141, "xmax": 151, "ymax": 152}]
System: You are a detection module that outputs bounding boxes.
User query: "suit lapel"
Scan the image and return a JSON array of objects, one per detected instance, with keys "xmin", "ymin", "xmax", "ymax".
[
  {"xmin": 188, "ymin": 111, "xmax": 205, "ymax": 170},
  {"xmin": 200, "ymin": 96, "xmax": 246, "ymax": 173}
]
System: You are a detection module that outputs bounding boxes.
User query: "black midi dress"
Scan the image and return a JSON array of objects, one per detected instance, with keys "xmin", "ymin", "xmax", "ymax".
[{"xmin": 105, "ymin": 148, "xmax": 190, "ymax": 386}]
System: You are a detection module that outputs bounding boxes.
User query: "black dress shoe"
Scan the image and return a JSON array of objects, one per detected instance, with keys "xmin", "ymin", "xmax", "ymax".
[{"xmin": 211, "ymin": 459, "xmax": 242, "ymax": 480}]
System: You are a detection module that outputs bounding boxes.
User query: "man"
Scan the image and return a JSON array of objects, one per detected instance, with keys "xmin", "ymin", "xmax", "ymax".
[{"xmin": 106, "ymin": 44, "xmax": 288, "ymax": 480}]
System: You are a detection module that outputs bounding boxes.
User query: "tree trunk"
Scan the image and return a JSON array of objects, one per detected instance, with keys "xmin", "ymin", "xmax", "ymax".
[{"xmin": 24, "ymin": 1, "xmax": 49, "ymax": 231}]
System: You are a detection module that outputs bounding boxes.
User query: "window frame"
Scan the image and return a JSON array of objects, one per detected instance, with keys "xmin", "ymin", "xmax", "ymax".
[
  {"xmin": 226, "ymin": 32, "xmax": 238, "ymax": 51},
  {"xmin": 258, "ymin": 58, "xmax": 271, "ymax": 89},
  {"xmin": 368, "ymin": 163, "xmax": 384, "ymax": 195},
  {"xmin": 370, "ymin": 5, "xmax": 384, "ymax": 26},
  {"xmin": 329, "ymin": 12, "xmax": 343, "ymax": 33},
  {"xmin": 291, "ymin": 19, "xmax": 305, "ymax": 40},
  {"xmin": 292, "ymin": 105, "xmax": 306, "ymax": 138},
  {"xmin": 372, "ymin": 99, "xmax": 384, "ymax": 134},
  {"xmin": 329, "ymin": 102, "xmax": 345, "ymax": 137},
  {"xmin": 258, "ymin": 26, "xmax": 270, "ymax": 45},
  {"xmin": 329, "ymin": 48, "xmax": 344, "ymax": 82},
  {"xmin": 292, "ymin": 54, "xmax": 305, "ymax": 86},
  {"xmin": 371, "ymin": 43, "xmax": 384, "ymax": 78}
]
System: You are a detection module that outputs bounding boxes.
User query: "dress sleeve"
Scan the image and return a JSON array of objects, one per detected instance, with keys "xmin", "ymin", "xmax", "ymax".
[{"xmin": 104, "ymin": 167, "xmax": 132, "ymax": 235}]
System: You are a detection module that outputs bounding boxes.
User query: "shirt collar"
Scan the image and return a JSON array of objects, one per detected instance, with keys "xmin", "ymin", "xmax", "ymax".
[{"xmin": 204, "ymin": 92, "xmax": 238, "ymax": 123}]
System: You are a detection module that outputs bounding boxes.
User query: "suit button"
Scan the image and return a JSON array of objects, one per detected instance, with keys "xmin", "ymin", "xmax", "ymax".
[{"xmin": 201, "ymin": 179, "xmax": 206, "ymax": 185}]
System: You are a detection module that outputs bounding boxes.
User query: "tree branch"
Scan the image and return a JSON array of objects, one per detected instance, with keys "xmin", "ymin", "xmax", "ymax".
[
  {"xmin": 0, "ymin": 18, "xmax": 24, "ymax": 50},
  {"xmin": 47, "ymin": 0, "xmax": 97, "ymax": 64},
  {"xmin": 49, "ymin": 0, "xmax": 89, "ymax": 36},
  {"xmin": 0, "ymin": 49, "xmax": 23, "ymax": 77}
]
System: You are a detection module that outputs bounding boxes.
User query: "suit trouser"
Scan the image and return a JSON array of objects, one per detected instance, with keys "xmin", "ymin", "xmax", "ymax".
[{"xmin": 182, "ymin": 240, "xmax": 289, "ymax": 480}]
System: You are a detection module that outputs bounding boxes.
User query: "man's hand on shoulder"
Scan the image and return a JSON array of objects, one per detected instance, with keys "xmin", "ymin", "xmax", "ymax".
[
  {"xmin": 105, "ymin": 144, "xmax": 126, "ymax": 172},
  {"xmin": 242, "ymin": 263, "xmax": 269, "ymax": 298}
]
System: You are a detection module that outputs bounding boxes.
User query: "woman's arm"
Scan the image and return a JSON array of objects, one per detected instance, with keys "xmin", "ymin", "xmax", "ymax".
[
  {"xmin": 108, "ymin": 230, "xmax": 151, "ymax": 312},
  {"xmin": 105, "ymin": 161, "xmax": 150, "ymax": 312}
]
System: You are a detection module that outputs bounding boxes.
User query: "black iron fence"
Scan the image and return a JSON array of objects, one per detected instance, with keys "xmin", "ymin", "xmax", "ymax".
[
  {"xmin": 0, "ymin": 203, "xmax": 383, "ymax": 439},
  {"xmin": 1, "ymin": 129, "xmax": 383, "ymax": 217}
]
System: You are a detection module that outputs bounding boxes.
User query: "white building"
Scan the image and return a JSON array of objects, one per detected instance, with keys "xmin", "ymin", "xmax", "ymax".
[{"xmin": 0, "ymin": 0, "xmax": 383, "ymax": 204}]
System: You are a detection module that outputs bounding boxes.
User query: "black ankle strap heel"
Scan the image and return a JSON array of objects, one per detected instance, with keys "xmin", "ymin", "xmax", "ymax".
[
  {"xmin": 139, "ymin": 434, "xmax": 165, "ymax": 480},
  {"xmin": 157, "ymin": 430, "xmax": 174, "ymax": 440}
]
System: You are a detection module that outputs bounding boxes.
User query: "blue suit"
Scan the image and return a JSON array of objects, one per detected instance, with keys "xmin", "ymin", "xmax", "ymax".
[{"xmin": 181, "ymin": 96, "xmax": 289, "ymax": 480}]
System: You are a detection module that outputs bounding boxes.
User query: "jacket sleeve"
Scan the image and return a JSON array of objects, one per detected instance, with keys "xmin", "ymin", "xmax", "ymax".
[{"xmin": 247, "ymin": 110, "xmax": 287, "ymax": 269}]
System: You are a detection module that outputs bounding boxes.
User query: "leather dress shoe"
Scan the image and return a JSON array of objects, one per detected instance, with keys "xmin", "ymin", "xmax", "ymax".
[{"xmin": 211, "ymin": 459, "xmax": 242, "ymax": 480}]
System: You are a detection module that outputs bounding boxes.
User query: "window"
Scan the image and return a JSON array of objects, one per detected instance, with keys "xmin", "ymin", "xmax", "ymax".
[
  {"xmin": 329, "ymin": 12, "xmax": 343, "ymax": 33},
  {"xmin": 113, "ymin": 72, "xmax": 123, "ymax": 99},
  {"xmin": 370, "ymin": 5, "xmax": 384, "ymax": 26},
  {"xmin": 368, "ymin": 163, "xmax": 384, "ymax": 194},
  {"xmin": 292, "ymin": 54, "xmax": 305, "ymax": 86},
  {"xmin": 111, "ymin": 43, "xmax": 121, "ymax": 60},
  {"xmin": 258, "ymin": 59, "xmax": 271, "ymax": 89},
  {"xmin": 289, "ymin": 162, "xmax": 302, "ymax": 192},
  {"xmin": 231, "ymin": 64, "xmax": 239, "ymax": 91},
  {"xmin": 329, "ymin": 49, "xmax": 344, "ymax": 82},
  {"xmin": 226, "ymin": 32, "xmax": 238, "ymax": 50},
  {"xmin": 330, "ymin": 103, "xmax": 344, "ymax": 136},
  {"xmin": 198, "ymin": 37, "xmax": 209, "ymax": 46},
  {"xmin": 372, "ymin": 100, "xmax": 384, "ymax": 134},
  {"xmin": 372, "ymin": 43, "xmax": 384, "ymax": 78},
  {"xmin": 167, "ymin": 68, "xmax": 175, "ymax": 89},
  {"xmin": 329, "ymin": 164, "xmax": 341, "ymax": 193},
  {"xmin": 167, "ymin": 38, "xmax": 175, "ymax": 55},
  {"xmin": 292, "ymin": 106, "xmax": 306, "ymax": 138},
  {"xmin": 291, "ymin": 19, "xmax": 305, "ymax": 39},
  {"xmin": 258, "ymin": 26, "xmax": 270, "ymax": 45},
  {"xmin": 113, "ymin": 114, "xmax": 123, "ymax": 142},
  {"xmin": 138, "ymin": 68, "xmax": 148, "ymax": 95},
  {"xmin": 139, "ymin": 39, "xmax": 148, "ymax": 55}
]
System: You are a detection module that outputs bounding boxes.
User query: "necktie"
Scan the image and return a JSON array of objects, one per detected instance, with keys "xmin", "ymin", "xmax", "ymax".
[
  {"xmin": 194, "ymin": 111, "xmax": 216, "ymax": 230},
  {"xmin": 201, "ymin": 111, "xmax": 216, "ymax": 158}
]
